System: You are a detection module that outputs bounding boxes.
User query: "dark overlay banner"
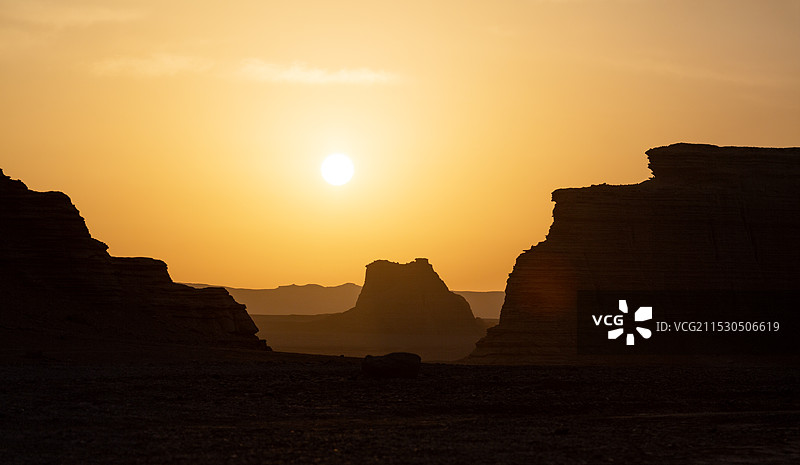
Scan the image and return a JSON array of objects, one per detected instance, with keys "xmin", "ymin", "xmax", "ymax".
[{"xmin": 577, "ymin": 291, "xmax": 799, "ymax": 356}]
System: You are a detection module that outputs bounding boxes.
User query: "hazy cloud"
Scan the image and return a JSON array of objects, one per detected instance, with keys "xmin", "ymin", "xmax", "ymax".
[
  {"xmin": 90, "ymin": 56, "xmax": 400, "ymax": 83},
  {"xmin": 0, "ymin": 1, "xmax": 143, "ymax": 28},
  {"xmin": 619, "ymin": 58, "xmax": 794, "ymax": 88},
  {"xmin": 235, "ymin": 59, "xmax": 399, "ymax": 84},
  {"xmin": 91, "ymin": 54, "xmax": 214, "ymax": 78}
]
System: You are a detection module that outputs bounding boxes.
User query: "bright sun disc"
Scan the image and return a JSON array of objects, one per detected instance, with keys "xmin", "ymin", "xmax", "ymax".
[{"xmin": 321, "ymin": 153, "xmax": 354, "ymax": 186}]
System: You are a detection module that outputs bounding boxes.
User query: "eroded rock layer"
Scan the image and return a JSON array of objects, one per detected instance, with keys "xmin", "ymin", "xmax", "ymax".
[
  {"xmin": 469, "ymin": 143, "xmax": 800, "ymax": 363},
  {"xmin": 0, "ymin": 169, "xmax": 266, "ymax": 351}
]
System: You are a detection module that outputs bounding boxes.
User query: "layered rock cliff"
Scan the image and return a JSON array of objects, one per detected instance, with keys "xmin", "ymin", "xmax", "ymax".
[
  {"xmin": 469, "ymin": 143, "xmax": 800, "ymax": 363},
  {"xmin": 0, "ymin": 169, "xmax": 266, "ymax": 352}
]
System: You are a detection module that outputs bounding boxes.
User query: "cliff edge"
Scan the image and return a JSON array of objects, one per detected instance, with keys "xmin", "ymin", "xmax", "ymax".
[
  {"xmin": 468, "ymin": 143, "xmax": 800, "ymax": 364},
  {"xmin": 0, "ymin": 169, "xmax": 267, "ymax": 354}
]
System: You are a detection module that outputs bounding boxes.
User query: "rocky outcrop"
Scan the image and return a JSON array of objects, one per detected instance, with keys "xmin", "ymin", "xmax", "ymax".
[
  {"xmin": 254, "ymin": 259, "xmax": 485, "ymax": 361},
  {"xmin": 329, "ymin": 258, "xmax": 481, "ymax": 334},
  {"xmin": 184, "ymin": 283, "xmax": 363, "ymax": 316},
  {"xmin": 361, "ymin": 352, "xmax": 422, "ymax": 378},
  {"xmin": 0, "ymin": 169, "xmax": 266, "ymax": 351},
  {"xmin": 469, "ymin": 144, "xmax": 800, "ymax": 363},
  {"xmin": 185, "ymin": 282, "xmax": 504, "ymax": 319}
]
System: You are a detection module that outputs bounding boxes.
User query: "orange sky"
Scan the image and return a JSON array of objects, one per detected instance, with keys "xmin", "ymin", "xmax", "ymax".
[{"xmin": 2, "ymin": 0, "xmax": 799, "ymax": 291}]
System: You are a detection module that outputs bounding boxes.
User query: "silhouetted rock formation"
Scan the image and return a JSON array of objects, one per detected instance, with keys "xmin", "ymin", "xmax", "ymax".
[
  {"xmin": 469, "ymin": 144, "xmax": 800, "ymax": 363},
  {"xmin": 453, "ymin": 291, "xmax": 505, "ymax": 319},
  {"xmin": 0, "ymin": 169, "xmax": 266, "ymax": 352},
  {"xmin": 251, "ymin": 259, "xmax": 485, "ymax": 361},
  {"xmin": 361, "ymin": 352, "xmax": 422, "ymax": 378},
  {"xmin": 329, "ymin": 258, "xmax": 481, "ymax": 334},
  {"xmin": 185, "ymin": 282, "xmax": 504, "ymax": 318},
  {"xmin": 185, "ymin": 283, "xmax": 362, "ymax": 316}
]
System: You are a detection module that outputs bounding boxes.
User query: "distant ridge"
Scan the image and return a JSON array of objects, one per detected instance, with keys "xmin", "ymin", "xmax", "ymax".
[
  {"xmin": 184, "ymin": 283, "xmax": 362, "ymax": 316},
  {"xmin": 184, "ymin": 283, "xmax": 504, "ymax": 318},
  {"xmin": 454, "ymin": 291, "xmax": 505, "ymax": 319},
  {"xmin": 187, "ymin": 260, "xmax": 503, "ymax": 361}
]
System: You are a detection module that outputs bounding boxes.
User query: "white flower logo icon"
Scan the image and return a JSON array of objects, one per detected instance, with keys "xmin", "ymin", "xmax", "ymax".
[{"xmin": 607, "ymin": 300, "xmax": 652, "ymax": 345}]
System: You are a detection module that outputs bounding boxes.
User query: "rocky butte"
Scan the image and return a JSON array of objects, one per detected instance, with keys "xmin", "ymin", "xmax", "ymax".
[
  {"xmin": 469, "ymin": 143, "xmax": 800, "ymax": 364},
  {"xmin": 329, "ymin": 258, "xmax": 482, "ymax": 334},
  {"xmin": 255, "ymin": 258, "xmax": 485, "ymax": 361},
  {"xmin": 0, "ymin": 169, "xmax": 267, "ymax": 355}
]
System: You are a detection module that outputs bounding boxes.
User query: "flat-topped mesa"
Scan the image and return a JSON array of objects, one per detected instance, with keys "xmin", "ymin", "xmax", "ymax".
[
  {"xmin": 469, "ymin": 143, "xmax": 800, "ymax": 364},
  {"xmin": 329, "ymin": 258, "xmax": 481, "ymax": 334},
  {"xmin": 354, "ymin": 258, "xmax": 447, "ymax": 309},
  {"xmin": 646, "ymin": 143, "xmax": 800, "ymax": 187},
  {"xmin": 0, "ymin": 169, "xmax": 266, "ymax": 351}
]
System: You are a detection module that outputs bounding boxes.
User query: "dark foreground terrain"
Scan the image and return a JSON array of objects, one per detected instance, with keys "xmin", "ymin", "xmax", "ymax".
[
  {"xmin": 251, "ymin": 314, "xmax": 499, "ymax": 361},
  {"xmin": 1, "ymin": 352, "xmax": 798, "ymax": 464}
]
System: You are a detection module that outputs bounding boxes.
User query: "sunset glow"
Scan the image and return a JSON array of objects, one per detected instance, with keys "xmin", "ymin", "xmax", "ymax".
[{"xmin": 1, "ymin": 0, "xmax": 798, "ymax": 291}]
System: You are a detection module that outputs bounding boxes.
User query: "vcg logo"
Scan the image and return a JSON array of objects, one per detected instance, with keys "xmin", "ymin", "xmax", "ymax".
[{"xmin": 592, "ymin": 300, "xmax": 653, "ymax": 346}]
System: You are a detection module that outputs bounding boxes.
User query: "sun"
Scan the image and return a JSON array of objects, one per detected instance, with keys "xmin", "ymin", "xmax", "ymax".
[{"xmin": 320, "ymin": 153, "xmax": 354, "ymax": 186}]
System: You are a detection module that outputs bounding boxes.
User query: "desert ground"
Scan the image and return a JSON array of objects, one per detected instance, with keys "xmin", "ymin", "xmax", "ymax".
[
  {"xmin": 251, "ymin": 314, "xmax": 499, "ymax": 362},
  {"xmin": 1, "ymin": 342, "xmax": 797, "ymax": 464}
]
